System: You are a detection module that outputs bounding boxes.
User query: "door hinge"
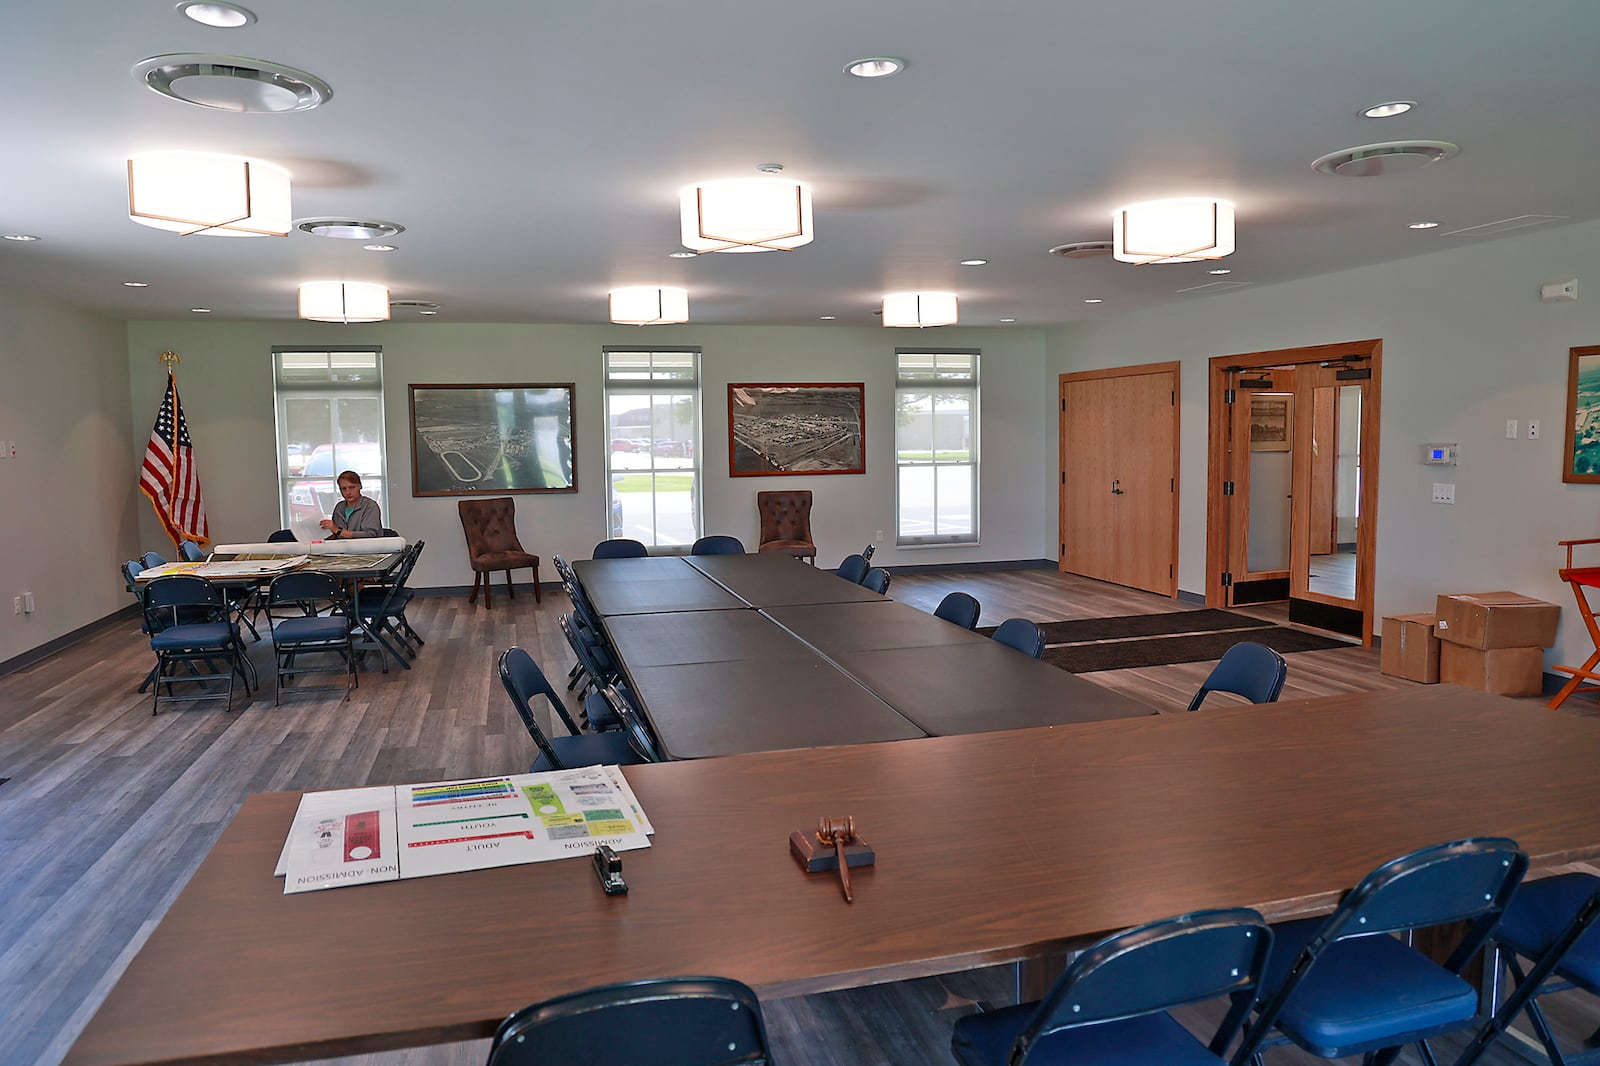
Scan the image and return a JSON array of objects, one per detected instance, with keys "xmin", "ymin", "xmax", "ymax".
[
  {"xmin": 1170, "ymin": 564, "xmax": 1174, "ymax": 578},
  {"xmin": 1060, "ymin": 472, "xmax": 1065, "ymax": 485},
  {"xmin": 1170, "ymin": 478, "xmax": 1175, "ymax": 492},
  {"xmin": 1060, "ymin": 398, "xmax": 1066, "ymax": 412},
  {"xmin": 1060, "ymin": 542, "xmax": 1066, "ymax": 557},
  {"xmin": 1223, "ymin": 481, "xmax": 1235, "ymax": 496},
  {"xmin": 1170, "ymin": 390, "xmax": 1175, "ymax": 405},
  {"xmin": 1221, "ymin": 571, "xmax": 1233, "ymax": 587},
  {"xmin": 1224, "ymin": 387, "xmax": 1236, "ymax": 404}
]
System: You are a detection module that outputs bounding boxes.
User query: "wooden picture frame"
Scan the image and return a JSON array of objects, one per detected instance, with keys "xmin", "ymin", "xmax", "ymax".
[
  {"xmin": 727, "ymin": 382, "xmax": 865, "ymax": 476},
  {"xmin": 408, "ymin": 383, "xmax": 577, "ymax": 496},
  {"xmin": 1249, "ymin": 395, "xmax": 1292, "ymax": 452},
  {"xmin": 1564, "ymin": 345, "xmax": 1600, "ymax": 483}
]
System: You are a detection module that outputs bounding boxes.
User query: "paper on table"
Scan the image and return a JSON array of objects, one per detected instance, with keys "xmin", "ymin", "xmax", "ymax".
[
  {"xmin": 281, "ymin": 787, "xmax": 401, "ymax": 893},
  {"xmin": 214, "ymin": 536, "xmax": 406, "ymax": 557}
]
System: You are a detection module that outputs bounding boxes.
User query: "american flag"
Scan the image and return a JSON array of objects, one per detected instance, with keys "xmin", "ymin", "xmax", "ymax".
[{"xmin": 139, "ymin": 373, "xmax": 209, "ymax": 549}]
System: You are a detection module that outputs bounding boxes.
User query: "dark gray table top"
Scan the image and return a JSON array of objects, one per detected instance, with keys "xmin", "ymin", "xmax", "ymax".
[
  {"xmin": 685, "ymin": 553, "xmax": 886, "ymax": 607},
  {"xmin": 624, "ymin": 658, "xmax": 926, "ymax": 758},
  {"xmin": 573, "ymin": 556, "xmax": 744, "ymax": 615},
  {"xmin": 605, "ymin": 609, "xmax": 816, "ymax": 668},
  {"xmin": 830, "ymin": 641, "xmax": 1155, "ymax": 736},
  {"xmin": 764, "ymin": 600, "xmax": 975, "ymax": 656}
]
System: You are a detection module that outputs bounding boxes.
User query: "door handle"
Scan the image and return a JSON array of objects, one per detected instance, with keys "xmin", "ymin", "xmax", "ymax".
[{"xmin": 1111, "ymin": 479, "xmax": 1124, "ymax": 495}]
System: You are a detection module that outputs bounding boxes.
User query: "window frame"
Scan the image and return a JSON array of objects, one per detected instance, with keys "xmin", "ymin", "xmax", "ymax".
[
  {"xmin": 272, "ymin": 347, "xmax": 388, "ymax": 540},
  {"xmin": 602, "ymin": 346, "xmax": 703, "ymax": 549},
  {"xmin": 894, "ymin": 348, "xmax": 980, "ymax": 547}
]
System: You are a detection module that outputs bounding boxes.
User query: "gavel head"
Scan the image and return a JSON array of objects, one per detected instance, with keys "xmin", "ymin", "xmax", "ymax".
[{"xmin": 817, "ymin": 815, "xmax": 856, "ymax": 845}]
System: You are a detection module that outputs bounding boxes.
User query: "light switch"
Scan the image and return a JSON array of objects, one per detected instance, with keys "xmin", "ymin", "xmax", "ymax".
[{"xmin": 1506, "ymin": 419, "xmax": 1519, "ymax": 439}]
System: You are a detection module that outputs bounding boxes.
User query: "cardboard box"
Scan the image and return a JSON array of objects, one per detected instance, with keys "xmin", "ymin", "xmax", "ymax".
[
  {"xmin": 1434, "ymin": 592, "xmax": 1560, "ymax": 650},
  {"xmin": 1380, "ymin": 613, "xmax": 1440, "ymax": 683},
  {"xmin": 1439, "ymin": 642, "xmax": 1545, "ymax": 696}
]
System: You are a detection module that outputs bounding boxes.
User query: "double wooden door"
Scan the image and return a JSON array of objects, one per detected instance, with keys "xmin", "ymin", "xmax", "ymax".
[{"xmin": 1059, "ymin": 363, "xmax": 1179, "ymax": 596}]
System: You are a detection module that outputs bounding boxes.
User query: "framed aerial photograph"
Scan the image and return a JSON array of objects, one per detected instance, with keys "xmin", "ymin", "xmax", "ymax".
[
  {"xmin": 1249, "ymin": 395, "xmax": 1292, "ymax": 452},
  {"xmin": 727, "ymin": 382, "xmax": 865, "ymax": 476},
  {"xmin": 1564, "ymin": 345, "xmax": 1600, "ymax": 483},
  {"xmin": 408, "ymin": 383, "xmax": 577, "ymax": 496}
]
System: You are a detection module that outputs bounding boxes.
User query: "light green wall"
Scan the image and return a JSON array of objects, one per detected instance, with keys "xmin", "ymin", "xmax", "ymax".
[
  {"xmin": 0, "ymin": 288, "xmax": 137, "ymax": 663},
  {"xmin": 125, "ymin": 321, "xmax": 1053, "ymax": 594},
  {"xmin": 1046, "ymin": 217, "xmax": 1600, "ymax": 669}
]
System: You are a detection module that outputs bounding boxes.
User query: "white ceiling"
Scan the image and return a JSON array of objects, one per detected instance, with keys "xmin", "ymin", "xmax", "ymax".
[{"xmin": 5, "ymin": 0, "xmax": 1600, "ymax": 327}]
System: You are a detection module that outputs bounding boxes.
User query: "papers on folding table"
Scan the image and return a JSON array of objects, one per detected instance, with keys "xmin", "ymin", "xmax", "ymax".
[{"xmin": 279, "ymin": 767, "xmax": 652, "ymax": 893}]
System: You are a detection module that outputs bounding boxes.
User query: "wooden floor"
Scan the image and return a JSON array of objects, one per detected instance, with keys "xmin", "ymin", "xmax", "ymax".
[{"xmin": 2, "ymin": 566, "xmax": 1594, "ymax": 1066}]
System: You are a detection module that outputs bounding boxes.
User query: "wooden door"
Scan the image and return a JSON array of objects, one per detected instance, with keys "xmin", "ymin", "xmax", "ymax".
[
  {"xmin": 1059, "ymin": 363, "xmax": 1179, "ymax": 596},
  {"xmin": 1224, "ymin": 367, "xmax": 1295, "ymax": 605}
]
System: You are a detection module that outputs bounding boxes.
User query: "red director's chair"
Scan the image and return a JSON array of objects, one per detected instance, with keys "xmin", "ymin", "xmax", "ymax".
[{"xmin": 1550, "ymin": 537, "xmax": 1600, "ymax": 709}]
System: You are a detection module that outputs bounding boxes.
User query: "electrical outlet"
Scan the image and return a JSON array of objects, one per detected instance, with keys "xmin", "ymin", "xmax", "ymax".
[
  {"xmin": 1527, "ymin": 420, "xmax": 1540, "ymax": 440},
  {"xmin": 1505, "ymin": 419, "xmax": 1519, "ymax": 439},
  {"xmin": 874, "ymin": 529, "xmax": 884, "ymax": 542},
  {"xmin": 1431, "ymin": 483, "xmax": 1455, "ymax": 504}
]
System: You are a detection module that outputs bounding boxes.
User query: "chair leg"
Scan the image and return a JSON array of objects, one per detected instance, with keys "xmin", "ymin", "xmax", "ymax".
[
  {"xmin": 468, "ymin": 571, "xmax": 482, "ymax": 606},
  {"xmin": 484, "ymin": 573, "xmax": 493, "ymax": 609},
  {"xmin": 532, "ymin": 562, "xmax": 542, "ymax": 602},
  {"xmin": 505, "ymin": 570, "xmax": 515, "ymax": 600}
]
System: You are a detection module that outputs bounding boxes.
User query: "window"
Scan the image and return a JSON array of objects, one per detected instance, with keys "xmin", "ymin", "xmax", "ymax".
[
  {"xmin": 603, "ymin": 348, "xmax": 701, "ymax": 547},
  {"xmin": 273, "ymin": 348, "xmax": 387, "ymax": 541},
  {"xmin": 895, "ymin": 349, "xmax": 978, "ymax": 545}
]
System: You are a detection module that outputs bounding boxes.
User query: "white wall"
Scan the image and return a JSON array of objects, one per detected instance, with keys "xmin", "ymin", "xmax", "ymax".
[
  {"xmin": 1046, "ymin": 217, "xmax": 1600, "ymax": 670},
  {"xmin": 0, "ymin": 288, "xmax": 138, "ymax": 663},
  {"xmin": 125, "ymin": 321, "xmax": 1052, "ymax": 596}
]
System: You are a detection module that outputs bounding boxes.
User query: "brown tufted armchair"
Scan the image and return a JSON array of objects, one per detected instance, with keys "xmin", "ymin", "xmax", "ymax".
[
  {"xmin": 756, "ymin": 489, "xmax": 816, "ymax": 564},
  {"xmin": 458, "ymin": 497, "xmax": 541, "ymax": 608}
]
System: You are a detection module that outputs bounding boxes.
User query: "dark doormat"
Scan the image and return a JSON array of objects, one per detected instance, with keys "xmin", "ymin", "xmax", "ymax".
[
  {"xmin": 1044, "ymin": 626, "xmax": 1353, "ymax": 673},
  {"xmin": 978, "ymin": 609, "xmax": 1266, "ymax": 643}
]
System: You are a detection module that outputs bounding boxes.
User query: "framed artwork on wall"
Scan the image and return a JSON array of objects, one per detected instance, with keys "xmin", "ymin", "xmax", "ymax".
[
  {"xmin": 408, "ymin": 383, "xmax": 577, "ymax": 496},
  {"xmin": 1564, "ymin": 345, "xmax": 1600, "ymax": 483},
  {"xmin": 1249, "ymin": 395, "xmax": 1292, "ymax": 452},
  {"xmin": 727, "ymin": 382, "xmax": 865, "ymax": 476}
]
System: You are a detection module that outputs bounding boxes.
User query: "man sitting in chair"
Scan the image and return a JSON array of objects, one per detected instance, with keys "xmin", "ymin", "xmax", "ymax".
[{"xmin": 320, "ymin": 470, "xmax": 384, "ymax": 540}]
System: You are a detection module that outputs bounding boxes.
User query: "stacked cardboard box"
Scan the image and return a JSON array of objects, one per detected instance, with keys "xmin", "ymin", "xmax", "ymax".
[
  {"xmin": 1380, "ymin": 613, "xmax": 1441, "ymax": 683},
  {"xmin": 1434, "ymin": 592, "xmax": 1559, "ymax": 697}
]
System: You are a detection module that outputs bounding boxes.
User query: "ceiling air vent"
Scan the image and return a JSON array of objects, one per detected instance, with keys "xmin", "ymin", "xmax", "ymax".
[
  {"xmin": 133, "ymin": 54, "xmax": 333, "ymax": 113},
  {"xmin": 1176, "ymin": 280, "xmax": 1254, "ymax": 295},
  {"xmin": 1312, "ymin": 141, "xmax": 1459, "ymax": 177},
  {"xmin": 1443, "ymin": 214, "xmax": 1568, "ymax": 238},
  {"xmin": 390, "ymin": 300, "xmax": 441, "ymax": 316},
  {"xmin": 1049, "ymin": 241, "xmax": 1114, "ymax": 259}
]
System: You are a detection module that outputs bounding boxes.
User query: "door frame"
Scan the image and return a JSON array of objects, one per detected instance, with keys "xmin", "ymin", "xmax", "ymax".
[
  {"xmin": 1059, "ymin": 360, "xmax": 1181, "ymax": 598},
  {"xmin": 1204, "ymin": 340, "xmax": 1382, "ymax": 645}
]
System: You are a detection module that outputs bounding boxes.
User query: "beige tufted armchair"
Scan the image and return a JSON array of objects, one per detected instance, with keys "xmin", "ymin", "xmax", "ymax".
[{"xmin": 458, "ymin": 497, "xmax": 541, "ymax": 608}]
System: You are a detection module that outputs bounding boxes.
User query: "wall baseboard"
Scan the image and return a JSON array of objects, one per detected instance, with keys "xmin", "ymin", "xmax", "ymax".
[
  {"xmin": 1177, "ymin": 589, "xmax": 1205, "ymax": 605},
  {"xmin": 0, "ymin": 603, "xmax": 141, "ymax": 680},
  {"xmin": 884, "ymin": 558, "xmax": 1055, "ymax": 575}
]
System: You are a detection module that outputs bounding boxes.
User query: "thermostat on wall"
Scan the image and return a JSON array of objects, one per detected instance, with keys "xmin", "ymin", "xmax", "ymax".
[{"xmin": 1422, "ymin": 443, "xmax": 1457, "ymax": 465}]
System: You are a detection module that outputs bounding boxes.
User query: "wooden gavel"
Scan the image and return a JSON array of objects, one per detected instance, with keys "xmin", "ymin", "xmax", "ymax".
[{"xmin": 816, "ymin": 815, "xmax": 857, "ymax": 902}]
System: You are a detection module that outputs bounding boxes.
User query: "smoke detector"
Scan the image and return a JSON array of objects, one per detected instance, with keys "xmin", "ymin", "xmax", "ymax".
[
  {"xmin": 1312, "ymin": 141, "xmax": 1459, "ymax": 177},
  {"xmin": 1049, "ymin": 241, "xmax": 1114, "ymax": 259},
  {"xmin": 133, "ymin": 53, "xmax": 332, "ymax": 113}
]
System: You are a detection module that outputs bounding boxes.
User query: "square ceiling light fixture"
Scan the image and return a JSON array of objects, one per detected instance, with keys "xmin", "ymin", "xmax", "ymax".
[
  {"xmin": 1112, "ymin": 198, "xmax": 1235, "ymax": 264},
  {"xmin": 610, "ymin": 286, "xmax": 689, "ymax": 325},
  {"xmin": 127, "ymin": 152, "xmax": 290, "ymax": 236},
  {"xmin": 680, "ymin": 178, "xmax": 814, "ymax": 253},
  {"xmin": 298, "ymin": 281, "xmax": 390, "ymax": 323},
  {"xmin": 882, "ymin": 291, "xmax": 958, "ymax": 327}
]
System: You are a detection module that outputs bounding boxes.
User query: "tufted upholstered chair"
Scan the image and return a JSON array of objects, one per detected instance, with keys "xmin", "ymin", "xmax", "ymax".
[
  {"xmin": 458, "ymin": 497, "xmax": 541, "ymax": 609},
  {"xmin": 756, "ymin": 490, "xmax": 816, "ymax": 564}
]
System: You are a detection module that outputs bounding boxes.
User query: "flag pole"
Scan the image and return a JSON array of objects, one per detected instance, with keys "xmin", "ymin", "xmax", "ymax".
[{"xmin": 159, "ymin": 349, "xmax": 180, "ymax": 371}]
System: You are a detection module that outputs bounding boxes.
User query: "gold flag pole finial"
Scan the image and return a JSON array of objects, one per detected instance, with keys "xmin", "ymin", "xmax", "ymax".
[{"xmin": 159, "ymin": 350, "xmax": 181, "ymax": 372}]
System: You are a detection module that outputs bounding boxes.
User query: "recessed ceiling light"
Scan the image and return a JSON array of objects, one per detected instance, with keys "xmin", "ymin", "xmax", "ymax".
[
  {"xmin": 297, "ymin": 218, "xmax": 405, "ymax": 240},
  {"xmin": 668, "ymin": 251, "xmax": 697, "ymax": 259},
  {"xmin": 176, "ymin": 2, "xmax": 257, "ymax": 28},
  {"xmin": 191, "ymin": 307, "xmax": 212, "ymax": 313},
  {"xmin": 844, "ymin": 57, "xmax": 906, "ymax": 79},
  {"xmin": 1208, "ymin": 268, "xmax": 1232, "ymax": 275},
  {"xmin": 1361, "ymin": 100, "xmax": 1415, "ymax": 119},
  {"xmin": 819, "ymin": 315, "xmax": 836, "ymax": 321},
  {"xmin": 123, "ymin": 281, "xmax": 150, "ymax": 288},
  {"xmin": 1083, "ymin": 298, "xmax": 1103, "ymax": 304},
  {"xmin": 1000, "ymin": 318, "xmax": 1016, "ymax": 323},
  {"xmin": 363, "ymin": 243, "xmax": 397, "ymax": 252},
  {"xmin": 3, "ymin": 233, "xmax": 41, "ymax": 242},
  {"xmin": 1408, "ymin": 220, "xmax": 1441, "ymax": 229},
  {"xmin": 959, "ymin": 258, "xmax": 988, "ymax": 266},
  {"xmin": 1312, "ymin": 140, "xmax": 1458, "ymax": 177},
  {"xmin": 134, "ymin": 53, "xmax": 332, "ymax": 113}
]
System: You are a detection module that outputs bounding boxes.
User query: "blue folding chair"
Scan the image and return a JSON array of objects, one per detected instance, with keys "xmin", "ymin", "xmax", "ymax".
[
  {"xmin": 487, "ymin": 977, "xmax": 771, "ymax": 1066},
  {"xmin": 141, "ymin": 574, "xmax": 254, "ymax": 713},
  {"xmin": 593, "ymin": 538, "xmax": 649, "ymax": 559},
  {"xmin": 179, "ymin": 539, "xmax": 206, "ymax": 562},
  {"xmin": 497, "ymin": 647, "xmax": 643, "ymax": 772},
  {"xmin": 267, "ymin": 528, "xmax": 297, "ymax": 543},
  {"xmin": 691, "ymin": 534, "xmax": 746, "ymax": 555},
  {"xmin": 142, "ymin": 550, "xmax": 168, "ymax": 570},
  {"xmin": 1187, "ymin": 641, "xmax": 1287, "ymax": 711},
  {"xmin": 835, "ymin": 553, "xmax": 869, "ymax": 584},
  {"xmin": 266, "ymin": 571, "xmax": 355, "ymax": 704},
  {"xmin": 558, "ymin": 613, "xmax": 621, "ymax": 731},
  {"xmin": 1457, "ymin": 872, "xmax": 1600, "ymax": 1066},
  {"xmin": 598, "ymin": 681, "xmax": 664, "ymax": 763},
  {"xmin": 992, "ymin": 617, "xmax": 1046, "ymax": 659},
  {"xmin": 1231, "ymin": 836, "xmax": 1528, "ymax": 1066},
  {"xmin": 953, "ymin": 908, "xmax": 1272, "ymax": 1066},
  {"xmin": 934, "ymin": 591, "xmax": 982, "ymax": 629},
  {"xmin": 862, "ymin": 566, "xmax": 891, "ymax": 595}
]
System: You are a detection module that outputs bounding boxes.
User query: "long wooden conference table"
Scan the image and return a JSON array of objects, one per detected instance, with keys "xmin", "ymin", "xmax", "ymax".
[
  {"xmin": 574, "ymin": 554, "xmax": 1154, "ymax": 756},
  {"xmin": 65, "ymin": 686, "xmax": 1600, "ymax": 1066}
]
